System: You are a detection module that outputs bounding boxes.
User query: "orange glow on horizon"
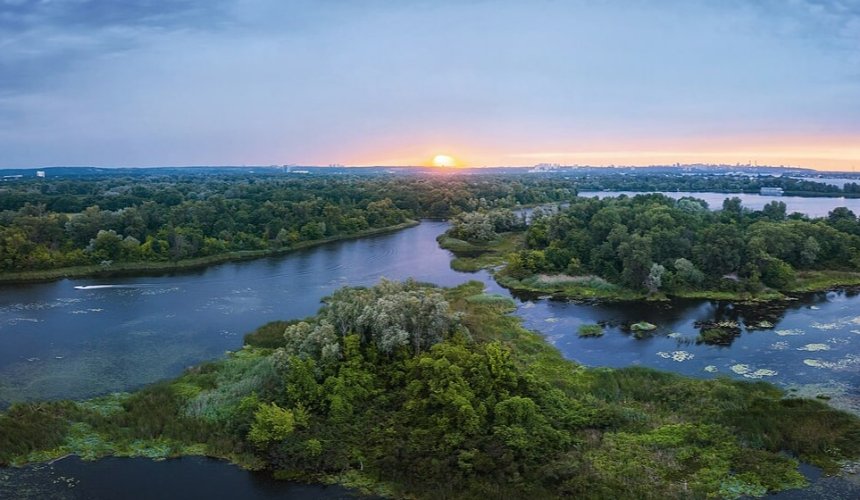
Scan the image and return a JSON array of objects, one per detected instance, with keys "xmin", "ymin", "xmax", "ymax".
[{"xmin": 344, "ymin": 134, "xmax": 859, "ymax": 171}]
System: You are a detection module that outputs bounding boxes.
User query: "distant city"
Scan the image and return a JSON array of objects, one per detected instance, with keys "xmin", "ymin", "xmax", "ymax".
[{"xmin": 2, "ymin": 163, "xmax": 859, "ymax": 182}]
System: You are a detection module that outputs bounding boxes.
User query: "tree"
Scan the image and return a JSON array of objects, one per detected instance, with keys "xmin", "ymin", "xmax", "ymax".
[
  {"xmin": 693, "ymin": 224, "xmax": 742, "ymax": 277},
  {"xmin": 673, "ymin": 258, "xmax": 704, "ymax": 287},
  {"xmin": 450, "ymin": 212, "xmax": 496, "ymax": 241},
  {"xmin": 800, "ymin": 236, "xmax": 820, "ymax": 267},
  {"xmin": 248, "ymin": 402, "xmax": 295, "ymax": 447},
  {"xmin": 87, "ymin": 229, "xmax": 123, "ymax": 261},
  {"xmin": 721, "ymin": 197, "xmax": 743, "ymax": 221},
  {"xmin": 760, "ymin": 256, "xmax": 796, "ymax": 289},
  {"xmin": 617, "ymin": 234, "xmax": 653, "ymax": 289},
  {"xmin": 644, "ymin": 263, "xmax": 665, "ymax": 294},
  {"xmin": 321, "ymin": 279, "xmax": 461, "ymax": 356}
]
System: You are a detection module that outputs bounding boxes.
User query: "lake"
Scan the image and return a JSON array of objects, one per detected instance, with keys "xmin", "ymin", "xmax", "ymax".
[{"xmin": 2, "ymin": 193, "xmax": 859, "ymax": 497}]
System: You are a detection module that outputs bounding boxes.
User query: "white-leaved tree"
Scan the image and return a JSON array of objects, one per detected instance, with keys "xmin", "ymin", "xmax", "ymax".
[{"xmin": 318, "ymin": 279, "xmax": 462, "ymax": 356}]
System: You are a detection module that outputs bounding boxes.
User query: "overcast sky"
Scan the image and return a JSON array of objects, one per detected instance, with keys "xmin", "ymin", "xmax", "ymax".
[{"xmin": 1, "ymin": 0, "xmax": 858, "ymax": 169}]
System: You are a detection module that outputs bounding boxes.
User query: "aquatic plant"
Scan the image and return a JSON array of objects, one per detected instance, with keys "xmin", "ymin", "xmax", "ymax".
[
  {"xmin": 577, "ymin": 324, "xmax": 604, "ymax": 337},
  {"xmin": 697, "ymin": 327, "xmax": 740, "ymax": 345},
  {"xmin": 798, "ymin": 344, "xmax": 830, "ymax": 352}
]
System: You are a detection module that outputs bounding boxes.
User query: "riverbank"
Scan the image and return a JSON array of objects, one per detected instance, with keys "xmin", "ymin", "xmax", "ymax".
[
  {"xmin": 0, "ymin": 220, "xmax": 419, "ymax": 285},
  {"xmin": 495, "ymin": 269, "xmax": 860, "ymax": 302}
]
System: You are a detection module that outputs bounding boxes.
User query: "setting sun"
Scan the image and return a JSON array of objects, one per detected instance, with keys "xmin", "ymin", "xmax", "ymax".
[{"xmin": 432, "ymin": 154, "xmax": 457, "ymax": 167}]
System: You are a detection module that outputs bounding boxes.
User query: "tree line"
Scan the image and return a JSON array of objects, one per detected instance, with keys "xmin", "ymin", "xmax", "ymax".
[
  {"xmin": 0, "ymin": 174, "xmax": 576, "ymax": 272},
  {"xmin": 501, "ymin": 194, "xmax": 860, "ymax": 293}
]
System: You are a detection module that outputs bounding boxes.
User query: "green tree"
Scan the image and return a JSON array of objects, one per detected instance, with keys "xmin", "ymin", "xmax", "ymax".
[{"xmin": 248, "ymin": 402, "xmax": 295, "ymax": 447}]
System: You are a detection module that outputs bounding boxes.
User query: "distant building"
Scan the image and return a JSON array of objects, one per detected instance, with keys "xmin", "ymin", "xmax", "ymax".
[
  {"xmin": 36, "ymin": 170, "xmax": 46, "ymax": 178},
  {"xmin": 760, "ymin": 187, "xmax": 784, "ymax": 196},
  {"xmin": 529, "ymin": 163, "xmax": 561, "ymax": 173}
]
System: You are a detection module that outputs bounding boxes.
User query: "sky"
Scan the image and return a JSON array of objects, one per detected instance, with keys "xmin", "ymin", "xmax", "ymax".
[{"xmin": 0, "ymin": 0, "xmax": 858, "ymax": 170}]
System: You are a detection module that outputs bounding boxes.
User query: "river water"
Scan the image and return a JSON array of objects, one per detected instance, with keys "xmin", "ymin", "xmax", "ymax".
[
  {"xmin": 579, "ymin": 190, "xmax": 860, "ymax": 217},
  {"xmin": 1, "ymin": 193, "xmax": 859, "ymax": 498}
]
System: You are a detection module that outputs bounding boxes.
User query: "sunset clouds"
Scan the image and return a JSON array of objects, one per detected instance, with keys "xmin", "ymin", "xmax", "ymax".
[{"xmin": 1, "ymin": 0, "xmax": 858, "ymax": 169}]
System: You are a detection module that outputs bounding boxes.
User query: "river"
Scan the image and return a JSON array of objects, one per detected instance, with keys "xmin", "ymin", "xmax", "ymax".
[
  {"xmin": 1, "ymin": 193, "xmax": 859, "ymax": 498},
  {"xmin": 579, "ymin": 190, "xmax": 860, "ymax": 217}
]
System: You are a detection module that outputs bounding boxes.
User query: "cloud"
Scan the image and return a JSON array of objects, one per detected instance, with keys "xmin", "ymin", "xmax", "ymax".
[
  {"xmin": 0, "ymin": 0, "xmax": 230, "ymax": 95},
  {"xmin": 0, "ymin": 0, "xmax": 857, "ymax": 168}
]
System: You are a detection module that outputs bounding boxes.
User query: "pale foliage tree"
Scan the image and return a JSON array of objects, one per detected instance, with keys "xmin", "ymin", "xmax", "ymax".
[
  {"xmin": 644, "ymin": 262, "xmax": 665, "ymax": 294},
  {"xmin": 320, "ymin": 279, "xmax": 462, "ymax": 355},
  {"xmin": 283, "ymin": 320, "xmax": 341, "ymax": 364},
  {"xmin": 450, "ymin": 212, "xmax": 496, "ymax": 241}
]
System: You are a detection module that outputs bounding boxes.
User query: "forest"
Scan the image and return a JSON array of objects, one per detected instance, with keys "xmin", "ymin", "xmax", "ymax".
[
  {"xmin": 0, "ymin": 174, "xmax": 575, "ymax": 275},
  {"xmin": 2, "ymin": 279, "xmax": 858, "ymax": 499},
  {"xmin": 444, "ymin": 194, "xmax": 860, "ymax": 299}
]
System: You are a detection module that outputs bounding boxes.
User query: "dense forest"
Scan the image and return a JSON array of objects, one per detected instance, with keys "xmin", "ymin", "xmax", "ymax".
[
  {"xmin": 445, "ymin": 194, "xmax": 860, "ymax": 298},
  {"xmin": 2, "ymin": 280, "xmax": 857, "ymax": 498},
  {"xmin": 0, "ymin": 174, "xmax": 575, "ymax": 274}
]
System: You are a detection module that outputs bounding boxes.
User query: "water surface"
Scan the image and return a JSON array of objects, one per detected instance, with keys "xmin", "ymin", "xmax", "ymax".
[{"xmin": 0, "ymin": 456, "xmax": 357, "ymax": 499}]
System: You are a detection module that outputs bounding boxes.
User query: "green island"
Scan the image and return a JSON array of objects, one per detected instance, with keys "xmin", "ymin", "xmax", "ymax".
[
  {"xmin": 440, "ymin": 194, "xmax": 860, "ymax": 302},
  {"xmin": 2, "ymin": 279, "xmax": 858, "ymax": 499}
]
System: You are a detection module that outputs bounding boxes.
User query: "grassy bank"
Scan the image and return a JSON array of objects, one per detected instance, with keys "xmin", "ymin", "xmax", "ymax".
[
  {"xmin": 2, "ymin": 280, "xmax": 858, "ymax": 499},
  {"xmin": 0, "ymin": 221, "xmax": 419, "ymax": 285},
  {"xmin": 786, "ymin": 270, "xmax": 860, "ymax": 293},
  {"xmin": 437, "ymin": 232, "xmax": 524, "ymax": 272},
  {"xmin": 495, "ymin": 272, "xmax": 646, "ymax": 301},
  {"xmin": 497, "ymin": 269, "xmax": 860, "ymax": 302}
]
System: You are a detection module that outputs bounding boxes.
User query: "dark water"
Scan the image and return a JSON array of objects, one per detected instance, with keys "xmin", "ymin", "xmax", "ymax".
[
  {"xmin": 1, "ymin": 205, "xmax": 859, "ymax": 497},
  {"xmin": 516, "ymin": 291, "xmax": 860, "ymax": 414},
  {"xmin": 0, "ymin": 456, "xmax": 358, "ymax": 499},
  {"xmin": 579, "ymin": 190, "xmax": 860, "ymax": 217},
  {"xmin": 0, "ymin": 222, "xmax": 485, "ymax": 404}
]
